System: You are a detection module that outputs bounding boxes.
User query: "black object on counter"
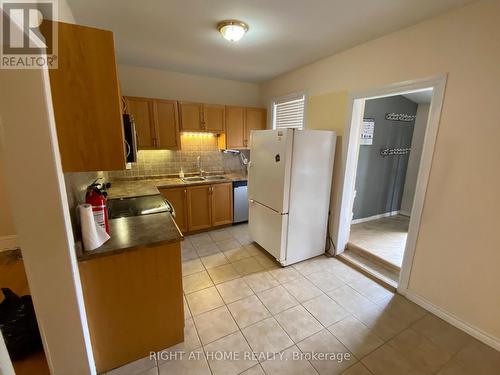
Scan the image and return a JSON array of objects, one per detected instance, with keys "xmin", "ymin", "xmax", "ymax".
[{"xmin": 0, "ymin": 288, "xmax": 42, "ymax": 360}]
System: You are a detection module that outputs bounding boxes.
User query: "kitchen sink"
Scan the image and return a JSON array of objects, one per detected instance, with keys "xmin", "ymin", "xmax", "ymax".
[
  {"xmin": 182, "ymin": 175, "xmax": 227, "ymax": 183},
  {"xmin": 182, "ymin": 176, "xmax": 206, "ymax": 182},
  {"xmin": 204, "ymin": 175, "xmax": 227, "ymax": 181}
]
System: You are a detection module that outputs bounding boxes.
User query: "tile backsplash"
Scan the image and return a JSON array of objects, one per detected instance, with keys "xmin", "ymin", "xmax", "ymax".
[{"xmin": 108, "ymin": 134, "xmax": 246, "ymax": 179}]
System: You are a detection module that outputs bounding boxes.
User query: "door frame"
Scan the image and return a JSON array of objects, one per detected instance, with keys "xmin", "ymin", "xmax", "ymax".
[{"xmin": 331, "ymin": 74, "xmax": 447, "ymax": 292}]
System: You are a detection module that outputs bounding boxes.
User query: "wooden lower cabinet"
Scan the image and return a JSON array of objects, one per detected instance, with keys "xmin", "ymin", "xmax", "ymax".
[
  {"xmin": 78, "ymin": 242, "xmax": 184, "ymax": 373},
  {"xmin": 162, "ymin": 182, "xmax": 234, "ymax": 234},
  {"xmin": 212, "ymin": 183, "xmax": 233, "ymax": 226},
  {"xmin": 186, "ymin": 185, "xmax": 212, "ymax": 231},
  {"xmin": 159, "ymin": 187, "xmax": 188, "ymax": 233}
]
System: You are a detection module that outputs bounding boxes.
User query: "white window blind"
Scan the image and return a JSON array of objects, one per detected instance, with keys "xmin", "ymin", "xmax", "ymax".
[{"xmin": 273, "ymin": 94, "xmax": 305, "ymax": 130}]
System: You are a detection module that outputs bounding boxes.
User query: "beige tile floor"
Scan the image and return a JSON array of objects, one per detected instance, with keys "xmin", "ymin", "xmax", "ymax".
[
  {"xmin": 105, "ymin": 224, "xmax": 500, "ymax": 375},
  {"xmin": 349, "ymin": 215, "xmax": 410, "ymax": 268}
]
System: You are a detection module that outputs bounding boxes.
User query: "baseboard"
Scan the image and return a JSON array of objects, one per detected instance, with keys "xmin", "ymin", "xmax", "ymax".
[
  {"xmin": 0, "ymin": 235, "xmax": 19, "ymax": 252},
  {"xmin": 351, "ymin": 210, "xmax": 400, "ymax": 224},
  {"xmin": 402, "ymin": 289, "xmax": 500, "ymax": 351},
  {"xmin": 399, "ymin": 210, "xmax": 411, "ymax": 217}
]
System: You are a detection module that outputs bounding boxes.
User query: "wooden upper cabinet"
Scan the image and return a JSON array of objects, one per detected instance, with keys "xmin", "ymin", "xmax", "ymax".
[
  {"xmin": 179, "ymin": 102, "xmax": 203, "ymax": 131},
  {"xmin": 155, "ymin": 100, "xmax": 180, "ymax": 149},
  {"xmin": 225, "ymin": 106, "xmax": 245, "ymax": 149},
  {"xmin": 179, "ymin": 102, "xmax": 225, "ymax": 133},
  {"xmin": 203, "ymin": 104, "xmax": 225, "ymax": 132},
  {"xmin": 125, "ymin": 97, "xmax": 156, "ymax": 149},
  {"xmin": 245, "ymin": 108, "xmax": 267, "ymax": 147},
  {"xmin": 186, "ymin": 185, "xmax": 212, "ymax": 231},
  {"xmin": 159, "ymin": 187, "xmax": 187, "ymax": 233},
  {"xmin": 211, "ymin": 183, "xmax": 233, "ymax": 227},
  {"xmin": 41, "ymin": 21, "xmax": 125, "ymax": 172},
  {"xmin": 125, "ymin": 97, "xmax": 180, "ymax": 150}
]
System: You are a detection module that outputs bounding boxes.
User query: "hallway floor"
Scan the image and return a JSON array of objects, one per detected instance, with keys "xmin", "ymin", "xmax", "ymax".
[
  {"xmin": 349, "ymin": 215, "xmax": 410, "ymax": 268},
  {"xmin": 0, "ymin": 250, "xmax": 50, "ymax": 375},
  {"xmin": 105, "ymin": 224, "xmax": 500, "ymax": 375}
]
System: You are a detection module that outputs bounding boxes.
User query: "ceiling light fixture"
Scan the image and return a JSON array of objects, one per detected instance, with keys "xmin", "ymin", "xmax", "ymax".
[{"xmin": 217, "ymin": 20, "xmax": 248, "ymax": 42}]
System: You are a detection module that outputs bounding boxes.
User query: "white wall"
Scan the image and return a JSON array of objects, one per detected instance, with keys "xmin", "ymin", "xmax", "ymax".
[
  {"xmin": 0, "ymin": 331, "xmax": 14, "ymax": 375},
  {"xmin": 0, "ymin": 160, "xmax": 15, "ymax": 236},
  {"xmin": 261, "ymin": 0, "xmax": 500, "ymax": 345},
  {"xmin": 401, "ymin": 103, "xmax": 430, "ymax": 215},
  {"xmin": 0, "ymin": 1, "xmax": 96, "ymax": 373},
  {"xmin": 119, "ymin": 65, "xmax": 264, "ymax": 107},
  {"xmin": 0, "ymin": 0, "xmax": 79, "ymax": 251},
  {"xmin": 0, "ymin": 65, "xmax": 95, "ymax": 375}
]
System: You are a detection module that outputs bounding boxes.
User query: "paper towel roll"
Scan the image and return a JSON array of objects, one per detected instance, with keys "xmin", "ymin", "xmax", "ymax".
[{"xmin": 79, "ymin": 204, "xmax": 110, "ymax": 251}]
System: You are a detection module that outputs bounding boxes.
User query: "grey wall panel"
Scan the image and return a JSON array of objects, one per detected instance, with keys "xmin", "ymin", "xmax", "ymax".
[
  {"xmin": 401, "ymin": 103, "xmax": 429, "ymax": 215},
  {"xmin": 353, "ymin": 95, "xmax": 417, "ymax": 220}
]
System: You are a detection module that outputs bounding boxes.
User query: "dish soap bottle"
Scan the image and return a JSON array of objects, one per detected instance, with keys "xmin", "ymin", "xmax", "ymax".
[{"xmin": 179, "ymin": 168, "xmax": 184, "ymax": 179}]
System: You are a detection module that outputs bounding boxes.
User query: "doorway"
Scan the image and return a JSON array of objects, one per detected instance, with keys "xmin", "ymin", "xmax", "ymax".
[
  {"xmin": 0, "ymin": 250, "xmax": 50, "ymax": 375},
  {"xmin": 331, "ymin": 75, "xmax": 446, "ymax": 292}
]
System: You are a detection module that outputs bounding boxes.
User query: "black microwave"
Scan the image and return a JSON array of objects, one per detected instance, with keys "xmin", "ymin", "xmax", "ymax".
[{"xmin": 123, "ymin": 114, "xmax": 138, "ymax": 163}]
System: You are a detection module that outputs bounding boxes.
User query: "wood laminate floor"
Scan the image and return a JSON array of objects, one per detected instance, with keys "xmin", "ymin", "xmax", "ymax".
[{"xmin": 349, "ymin": 215, "xmax": 409, "ymax": 268}]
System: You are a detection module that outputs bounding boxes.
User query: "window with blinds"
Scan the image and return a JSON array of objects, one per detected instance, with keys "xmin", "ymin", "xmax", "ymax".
[{"xmin": 272, "ymin": 94, "xmax": 305, "ymax": 130}]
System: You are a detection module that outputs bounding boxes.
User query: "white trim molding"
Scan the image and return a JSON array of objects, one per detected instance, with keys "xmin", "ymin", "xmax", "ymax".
[
  {"xmin": 0, "ymin": 235, "xmax": 19, "ymax": 251},
  {"xmin": 331, "ymin": 74, "xmax": 447, "ymax": 294},
  {"xmin": 351, "ymin": 210, "xmax": 400, "ymax": 224},
  {"xmin": 403, "ymin": 289, "xmax": 500, "ymax": 351}
]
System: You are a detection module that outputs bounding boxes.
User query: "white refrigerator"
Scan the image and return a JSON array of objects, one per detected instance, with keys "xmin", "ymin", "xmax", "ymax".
[{"xmin": 248, "ymin": 129, "xmax": 337, "ymax": 266}]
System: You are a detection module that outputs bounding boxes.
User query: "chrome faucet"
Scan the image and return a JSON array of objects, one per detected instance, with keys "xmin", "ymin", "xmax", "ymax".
[{"xmin": 197, "ymin": 155, "xmax": 204, "ymax": 177}]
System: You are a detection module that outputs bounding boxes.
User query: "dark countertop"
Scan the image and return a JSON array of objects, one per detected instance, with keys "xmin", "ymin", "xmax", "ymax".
[
  {"xmin": 106, "ymin": 173, "xmax": 248, "ymax": 200},
  {"xmin": 76, "ymin": 173, "xmax": 246, "ymax": 261},
  {"xmin": 77, "ymin": 212, "xmax": 183, "ymax": 262}
]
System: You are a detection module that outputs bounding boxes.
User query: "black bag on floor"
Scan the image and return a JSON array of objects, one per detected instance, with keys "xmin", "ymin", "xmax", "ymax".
[{"xmin": 0, "ymin": 288, "xmax": 42, "ymax": 360}]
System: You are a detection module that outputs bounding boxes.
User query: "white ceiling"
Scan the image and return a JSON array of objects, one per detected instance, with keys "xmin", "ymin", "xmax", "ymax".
[
  {"xmin": 67, "ymin": 0, "xmax": 471, "ymax": 82},
  {"xmin": 403, "ymin": 89, "xmax": 433, "ymax": 104}
]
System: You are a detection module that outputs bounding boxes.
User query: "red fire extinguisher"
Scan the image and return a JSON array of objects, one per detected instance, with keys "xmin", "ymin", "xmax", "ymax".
[{"xmin": 86, "ymin": 179, "xmax": 110, "ymax": 234}]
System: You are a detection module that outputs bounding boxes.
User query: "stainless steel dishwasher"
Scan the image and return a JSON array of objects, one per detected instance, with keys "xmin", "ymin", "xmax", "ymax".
[{"xmin": 233, "ymin": 180, "xmax": 248, "ymax": 223}]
